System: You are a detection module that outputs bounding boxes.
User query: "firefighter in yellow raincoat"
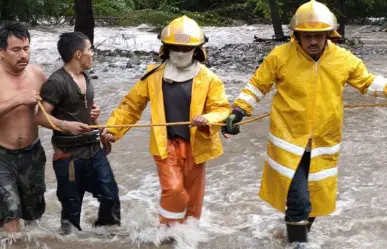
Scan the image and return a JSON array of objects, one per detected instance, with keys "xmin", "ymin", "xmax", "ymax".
[
  {"xmin": 102, "ymin": 16, "xmax": 230, "ymax": 225},
  {"xmin": 222, "ymin": 0, "xmax": 387, "ymax": 244}
]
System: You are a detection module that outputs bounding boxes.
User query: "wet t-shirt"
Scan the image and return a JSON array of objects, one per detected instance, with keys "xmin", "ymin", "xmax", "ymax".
[
  {"xmin": 162, "ymin": 79, "xmax": 193, "ymax": 141},
  {"xmin": 40, "ymin": 68, "xmax": 100, "ymax": 159}
]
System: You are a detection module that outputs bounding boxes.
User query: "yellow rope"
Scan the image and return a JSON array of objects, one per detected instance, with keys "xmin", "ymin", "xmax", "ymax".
[
  {"xmin": 37, "ymin": 101, "xmax": 63, "ymax": 132},
  {"xmin": 343, "ymin": 102, "xmax": 387, "ymax": 108},
  {"xmin": 37, "ymin": 101, "xmax": 387, "ymax": 131}
]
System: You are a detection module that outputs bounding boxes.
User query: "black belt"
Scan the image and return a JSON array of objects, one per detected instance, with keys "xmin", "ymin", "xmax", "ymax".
[{"xmin": 52, "ymin": 130, "xmax": 100, "ymax": 147}]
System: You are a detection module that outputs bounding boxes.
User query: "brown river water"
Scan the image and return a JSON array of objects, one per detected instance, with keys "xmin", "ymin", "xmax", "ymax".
[{"xmin": 1, "ymin": 24, "xmax": 387, "ymax": 249}]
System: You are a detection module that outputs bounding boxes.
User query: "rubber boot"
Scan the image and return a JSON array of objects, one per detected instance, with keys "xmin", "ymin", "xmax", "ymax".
[
  {"xmin": 94, "ymin": 200, "xmax": 121, "ymax": 227},
  {"xmin": 307, "ymin": 217, "xmax": 315, "ymax": 232},
  {"xmin": 286, "ymin": 220, "xmax": 308, "ymax": 243},
  {"xmin": 59, "ymin": 219, "xmax": 75, "ymax": 235}
]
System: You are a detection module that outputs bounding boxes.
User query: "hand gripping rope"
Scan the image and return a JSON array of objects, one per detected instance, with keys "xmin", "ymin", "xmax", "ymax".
[{"xmin": 37, "ymin": 101, "xmax": 387, "ymax": 132}]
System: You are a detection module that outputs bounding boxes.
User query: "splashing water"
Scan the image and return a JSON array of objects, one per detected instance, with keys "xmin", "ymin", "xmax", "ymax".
[{"xmin": 8, "ymin": 24, "xmax": 387, "ymax": 249}]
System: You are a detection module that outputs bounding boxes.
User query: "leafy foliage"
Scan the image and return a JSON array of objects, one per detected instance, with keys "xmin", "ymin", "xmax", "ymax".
[
  {"xmin": 119, "ymin": 9, "xmax": 231, "ymax": 27},
  {"xmin": 93, "ymin": 0, "xmax": 135, "ymax": 16},
  {"xmin": 248, "ymin": 0, "xmax": 387, "ymax": 23},
  {"xmin": 0, "ymin": 0, "xmax": 386, "ymax": 26}
]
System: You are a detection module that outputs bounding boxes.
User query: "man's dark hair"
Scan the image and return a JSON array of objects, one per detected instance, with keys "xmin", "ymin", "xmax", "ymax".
[
  {"xmin": 57, "ymin": 32, "xmax": 89, "ymax": 63},
  {"xmin": 0, "ymin": 22, "xmax": 31, "ymax": 49}
]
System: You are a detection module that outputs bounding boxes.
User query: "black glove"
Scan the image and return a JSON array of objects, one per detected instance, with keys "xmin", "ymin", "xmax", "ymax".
[{"xmin": 221, "ymin": 108, "xmax": 245, "ymax": 136}]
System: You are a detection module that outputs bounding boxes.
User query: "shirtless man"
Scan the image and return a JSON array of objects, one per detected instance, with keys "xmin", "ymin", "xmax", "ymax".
[{"xmin": 0, "ymin": 22, "xmax": 47, "ymax": 232}]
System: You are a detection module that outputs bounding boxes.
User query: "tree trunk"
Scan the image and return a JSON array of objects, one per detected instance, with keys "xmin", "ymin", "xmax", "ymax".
[
  {"xmin": 0, "ymin": 0, "xmax": 14, "ymax": 21},
  {"xmin": 336, "ymin": 0, "xmax": 346, "ymax": 38},
  {"xmin": 268, "ymin": 0, "xmax": 284, "ymax": 38},
  {"xmin": 74, "ymin": 0, "xmax": 95, "ymax": 45}
]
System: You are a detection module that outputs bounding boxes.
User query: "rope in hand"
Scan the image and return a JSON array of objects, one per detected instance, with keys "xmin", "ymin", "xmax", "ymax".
[{"xmin": 37, "ymin": 100, "xmax": 387, "ymax": 132}]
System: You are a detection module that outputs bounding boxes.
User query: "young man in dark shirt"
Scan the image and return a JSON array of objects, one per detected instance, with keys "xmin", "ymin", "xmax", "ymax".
[{"xmin": 35, "ymin": 32, "xmax": 120, "ymax": 234}]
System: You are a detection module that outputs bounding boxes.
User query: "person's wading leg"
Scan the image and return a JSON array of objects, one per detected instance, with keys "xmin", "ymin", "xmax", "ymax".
[
  {"xmin": 154, "ymin": 140, "xmax": 189, "ymax": 225},
  {"xmin": 307, "ymin": 217, "xmax": 315, "ymax": 232},
  {"xmin": 0, "ymin": 162, "xmax": 21, "ymax": 232},
  {"xmin": 0, "ymin": 148, "xmax": 24, "ymax": 232},
  {"xmin": 53, "ymin": 155, "xmax": 86, "ymax": 233},
  {"xmin": 285, "ymin": 152, "xmax": 311, "ymax": 243},
  {"xmin": 90, "ymin": 149, "xmax": 120, "ymax": 227},
  {"xmin": 183, "ymin": 142, "xmax": 205, "ymax": 220},
  {"xmin": 18, "ymin": 141, "xmax": 47, "ymax": 226}
]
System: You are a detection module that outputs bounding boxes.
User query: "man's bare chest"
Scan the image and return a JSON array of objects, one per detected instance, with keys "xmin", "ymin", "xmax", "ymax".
[{"xmin": 0, "ymin": 75, "xmax": 40, "ymax": 101}]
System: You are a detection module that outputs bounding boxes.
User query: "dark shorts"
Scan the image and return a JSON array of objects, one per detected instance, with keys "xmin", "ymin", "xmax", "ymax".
[{"xmin": 0, "ymin": 139, "xmax": 46, "ymax": 225}]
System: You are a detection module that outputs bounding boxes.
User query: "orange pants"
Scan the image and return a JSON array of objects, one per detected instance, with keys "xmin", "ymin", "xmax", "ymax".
[{"xmin": 154, "ymin": 139, "xmax": 205, "ymax": 225}]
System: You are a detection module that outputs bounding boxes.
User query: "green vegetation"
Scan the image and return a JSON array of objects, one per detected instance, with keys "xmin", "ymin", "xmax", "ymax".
[
  {"xmin": 0, "ymin": 0, "xmax": 386, "ymax": 27},
  {"xmin": 118, "ymin": 10, "xmax": 232, "ymax": 27}
]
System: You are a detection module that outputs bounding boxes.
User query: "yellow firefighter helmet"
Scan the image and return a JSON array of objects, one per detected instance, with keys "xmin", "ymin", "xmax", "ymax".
[
  {"xmin": 289, "ymin": 0, "xmax": 341, "ymax": 38},
  {"xmin": 159, "ymin": 15, "xmax": 207, "ymax": 46},
  {"xmin": 158, "ymin": 16, "xmax": 208, "ymax": 62}
]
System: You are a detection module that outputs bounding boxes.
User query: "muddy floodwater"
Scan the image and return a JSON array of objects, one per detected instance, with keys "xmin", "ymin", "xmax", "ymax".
[{"xmin": 2, "ymin": 24, "xmax": 387, "ymax": 249}]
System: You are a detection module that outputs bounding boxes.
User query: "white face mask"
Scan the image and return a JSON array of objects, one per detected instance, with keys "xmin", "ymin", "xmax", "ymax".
[{"xmin": 169, "ymin": 50, "xmax": 195, "ymax": 68}]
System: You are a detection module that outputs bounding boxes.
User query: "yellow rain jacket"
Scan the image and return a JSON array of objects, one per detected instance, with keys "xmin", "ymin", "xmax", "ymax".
[
  {"xmin": 106, "ymin": 63, "xmax": 231, "ymax": 164},
  {"xmin": 234, "ymin": 39, "xmax": 387, "ymax": 217}
]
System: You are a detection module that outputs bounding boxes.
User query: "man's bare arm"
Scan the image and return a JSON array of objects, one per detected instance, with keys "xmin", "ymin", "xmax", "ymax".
[
  {"xmin": 38, "ymin": 67, "xmax": 47, "ymax": 85},
  {"xmin": 0, "ymin": 96, "xmax": 22, "ymax": 119},
  {"xmin": 33, "ymin": 66, "xmax": 48, "ymax": 114},
  {"xmin": 31, "ymin": 65, "xmax": 47, "ymax": 86},
  {"xmin": 0, "ymin": 88, "xmax": 41, "ymax": 118}
]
